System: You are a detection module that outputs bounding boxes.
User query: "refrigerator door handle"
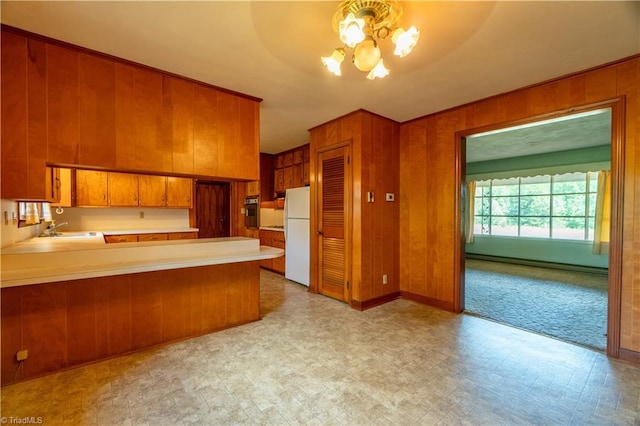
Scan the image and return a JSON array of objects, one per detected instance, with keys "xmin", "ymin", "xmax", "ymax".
[{"xmin": 283, "ymin": 196, "xmax": 288, "ymax": 240}]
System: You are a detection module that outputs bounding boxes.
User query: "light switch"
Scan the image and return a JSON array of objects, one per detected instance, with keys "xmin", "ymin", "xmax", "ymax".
[{"xmin": 367, "ymin": 192, "xmax": 374, "ymax": 203}]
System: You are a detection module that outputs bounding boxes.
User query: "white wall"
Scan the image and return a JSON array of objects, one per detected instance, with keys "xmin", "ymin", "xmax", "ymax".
[
  {"xmin": 51, "ymin": 207, "xmax": 190, "ymax": 231},
  {"xmin": 1, "ymin": 199, "xmax": 44, "ymax": 248}
]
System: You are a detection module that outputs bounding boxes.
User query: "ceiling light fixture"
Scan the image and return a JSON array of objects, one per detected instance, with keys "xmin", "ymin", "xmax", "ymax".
[{"xmin": 321, "ymin": 0, "xmax": 419, "ymax": 80}]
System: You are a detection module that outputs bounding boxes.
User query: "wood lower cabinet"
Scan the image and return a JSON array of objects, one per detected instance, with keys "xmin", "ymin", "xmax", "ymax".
[
  {"xmin": 1, "ymin": 261, "xmax": 260, "ymax": 385},
  {"xmin": 105, "ymin": 232, "xmax": 197, "ymax": 243},
  {"xmin": 259, "ymin": 229, "xmax": 285, "ymax": 274},
  {"xmin": 104, "ymin": 234, "xmax": 138, "ymax": 243},
  {"xmin": 167, "ymin": 232, "xmax": 198, "ymax": 240}
]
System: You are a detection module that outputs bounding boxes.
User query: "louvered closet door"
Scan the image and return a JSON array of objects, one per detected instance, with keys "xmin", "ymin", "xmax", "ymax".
[{"xmin": 317, "ymin": 146, "xmax": 350, "ymax": 302}]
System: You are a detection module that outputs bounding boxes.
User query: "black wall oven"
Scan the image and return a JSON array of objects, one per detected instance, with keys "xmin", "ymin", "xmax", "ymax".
[{"xmin": 244, "ymin": 196, "xmax": 259, "ymax": 228}]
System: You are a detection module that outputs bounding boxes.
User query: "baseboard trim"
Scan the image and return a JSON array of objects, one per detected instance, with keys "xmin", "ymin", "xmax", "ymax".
[
  {"xmin": 401, "ymin": 291, "xmax": 456, "ymax": 312},
  {"xmin": 465, "ymin": 254, "xmax": 609, "ymax": 276},
  {"xmin": 619, "ymin": 348, "xmax": 640, "ymax": 365},
  {"xmin": 351, "ymin": 292, "xmax": 401, "ymax": 311}
]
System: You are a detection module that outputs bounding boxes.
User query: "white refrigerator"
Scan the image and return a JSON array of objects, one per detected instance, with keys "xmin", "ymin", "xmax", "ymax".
[{"xmin": 284, "ymin": 186, "xmax": 310, "ymax": 286}]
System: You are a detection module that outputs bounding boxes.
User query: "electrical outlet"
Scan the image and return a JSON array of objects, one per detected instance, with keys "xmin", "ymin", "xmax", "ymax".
[
  {"xmin": 383, "ymin": 274, "xmax": 388, "ymax": 284},
  {"xmin": 139, "ymin": 211, "xmax": 144, "ymax": 219},
  {"xmin": 16, "ymin": 349, "xmax": 28, "ymax": 361}
]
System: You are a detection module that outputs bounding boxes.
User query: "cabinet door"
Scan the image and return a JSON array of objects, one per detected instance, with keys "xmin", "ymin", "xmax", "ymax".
[
  {"xmin": 138, "ymin": 233, "xmax": 168, "ymax": 242},
  {"xmin": 275, "ymin": 155, "xmax": 284, "ymax": 169},
  {"xmin": 108, "ymin": 172, "xmax": 139, "ymax": 207},
  {"xmin": 293, "ymin": 164, "xmax": 304, "ymax": 188},
  {"xmin": 104, "ymin": 234, "xmax": 138, "ymax": 243},
  {"xmin": 271, "ymin": 239, "xmax": 286, "ymax": 274},
  {"xmin": 75, "ymin": 170, "xmax": 108, "ymax": 207},
  {"xmin": 167, "ymin": 232, "xmax": 197, "ymax": 240},
  {"xmin": 259, "ymin": 232, "xmax": 273, "ymax": 269},
  {"xmin": 163, "ymin": 76, "xmax": 194, "ymax": 175},
  {"xmin": 134, "ymin": 68, "xmax": 170, "ymax": 172},
  {"xmin": 283, "ymin": 152, "xmax": 293, "ymax": 167},
  {"xmin": 139, "ymin": 175, "xmax": 166, "ymax": 207},
  {"xmin": 246, "ymin": 181, "xmax": 259, "ymax": 196},
  {"xmin": 166, "ymin": 177, "xmax": 192, "ymax": 208},
  {"xmin": 193, "ymin": 85, "xmax": 219, "ymax": 177},
  {"xmin": 283, "ymin": 166, "xmax": 293, "ymax": 190},
  {"xmin": 47, "ymin": 44, "xmax": 79, "ymax": 165},
  {"xmin": 274, "ymin": 168, "xmax": 284, "ymax": 194},
  {"xmin": 293, "ymin": 148, "xmax": 304, "ymax": 164},
  {"xmin": 78, "ymin": 53, "xmax": 116, "ymax": 168},
  {"xmin": 1, "ymin": 31, "xmax": 49, "ymax": 201}
]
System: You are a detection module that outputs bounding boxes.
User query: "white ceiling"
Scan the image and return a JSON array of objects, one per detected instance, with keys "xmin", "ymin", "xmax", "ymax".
[{"xmin": 1, "ymin": 1, "xmax": 639, "ymax": 154}]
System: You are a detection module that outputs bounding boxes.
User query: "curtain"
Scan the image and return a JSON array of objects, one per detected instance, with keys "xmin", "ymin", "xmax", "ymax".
[
  {"xmin": 41, "ymin": 203, "xmax": 52, "ymax": 222},
  {"xmin": 464, "ymin": 181, "xmax": 476, "ymax": 244},
  {"xmin": 22, "ymin": 203, "xmax": 41, "ymax": 224},
  {"xmin": 592, "ymin": 170, "xmax": 611, "ymax": 254}
]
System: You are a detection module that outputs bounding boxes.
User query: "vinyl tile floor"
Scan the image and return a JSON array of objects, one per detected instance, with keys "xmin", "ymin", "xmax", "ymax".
[{"xmin": 1, "ymin": 269, "xmax": 639, "ymax": 425}]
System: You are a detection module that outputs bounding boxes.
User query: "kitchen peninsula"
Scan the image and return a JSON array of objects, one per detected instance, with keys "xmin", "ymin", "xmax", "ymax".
[{"xmin": 1, "ymin": 235, "xmax": 283, "ymax": 385}]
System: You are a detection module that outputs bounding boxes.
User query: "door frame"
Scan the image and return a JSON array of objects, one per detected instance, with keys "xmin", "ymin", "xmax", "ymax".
[
  {"xmin": 454, "ymin": 98, "xmax": 625, "ymax": 358},
  {"xmin": 310, "ymin": 140, "xmax": 353, "ymax": 303}
]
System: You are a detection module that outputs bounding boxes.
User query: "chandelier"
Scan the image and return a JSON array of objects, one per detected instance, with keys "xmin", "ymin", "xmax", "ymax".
[{"xmin": 321, "ymin": 0, "xmax": 420, "ymax": 80}]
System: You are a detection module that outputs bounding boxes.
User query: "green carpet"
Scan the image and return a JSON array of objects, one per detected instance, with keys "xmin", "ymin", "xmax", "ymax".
[{"xmin": 464, "ymin": 259, "xmax": 608, "ymax": 350}]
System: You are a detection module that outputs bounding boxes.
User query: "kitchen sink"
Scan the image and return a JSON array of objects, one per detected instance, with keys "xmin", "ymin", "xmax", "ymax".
[{"xmin": 38, "ymin": 231, "xmax": 98, "ymax": 238}]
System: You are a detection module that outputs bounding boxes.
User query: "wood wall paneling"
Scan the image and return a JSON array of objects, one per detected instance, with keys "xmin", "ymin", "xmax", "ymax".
[
  {"xmin": 21, "ymin": 284, "xmax": 67, "ymax": 378},
  {"xmin": 1, "ymin": 287, "xmax": 22, "ymax": 382},
  {"xmin": 399, "ymin": 57, "xmax": 640, "ymax": 356}
]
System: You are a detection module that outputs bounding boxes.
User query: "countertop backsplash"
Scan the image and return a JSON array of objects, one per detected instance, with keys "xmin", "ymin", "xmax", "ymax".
[
  {"xmin": 260, "ymin": 207, "xmax": 284, "ymax": 228},
  {"xmin": 52, "ymin": 207, "xmax": 190, "ymax": 231}
]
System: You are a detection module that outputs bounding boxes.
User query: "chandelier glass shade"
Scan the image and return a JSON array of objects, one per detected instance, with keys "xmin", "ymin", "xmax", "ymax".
[{"xmin": 321, "ymin": 0, "xmax": 419, "ymax": 79}]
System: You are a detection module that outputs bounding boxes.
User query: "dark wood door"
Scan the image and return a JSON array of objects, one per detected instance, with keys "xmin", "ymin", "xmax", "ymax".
[
  {"xmin": 317, "ymin": 146, "xmax": 350, "ymax": 302},
  {"xmin": 196, "ymin": 182, "xmax": 230, "ymax": 238}
]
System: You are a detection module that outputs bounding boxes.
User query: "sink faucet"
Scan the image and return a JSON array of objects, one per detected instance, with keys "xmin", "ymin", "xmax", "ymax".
[{"xmin": 42, "ymin": 221, "xmax": 68, "ymax": 237}]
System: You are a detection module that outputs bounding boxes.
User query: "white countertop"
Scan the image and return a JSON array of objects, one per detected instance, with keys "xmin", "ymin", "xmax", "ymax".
[
  {"xmin": 260, "ymin": 226, "xmax": 285, "ymax": 232},
  {"xmin": 102, "ymin": 228, "xmax": 199, "ymax": 236},
  {"xmin": 1, "ymin": 234, "xmax": 283, "ymax": 287}
]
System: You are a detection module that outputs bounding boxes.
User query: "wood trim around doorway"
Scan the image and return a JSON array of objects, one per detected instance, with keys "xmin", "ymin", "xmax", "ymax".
[{"xmin": 454, "ymin": 98, "xmax": 626, "ymax": 358}]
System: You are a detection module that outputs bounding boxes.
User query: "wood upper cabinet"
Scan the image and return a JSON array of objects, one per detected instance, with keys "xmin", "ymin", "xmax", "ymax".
[
  {"xmin": 47, "ymin": 43, "xmax": 79, "ymax": 165},
  {"xmin": 246, "ymin": 181, "xmax": 260, "ymax": 197},
  {"xmin": 166, "ymin": 177, "xmax": 192, "ymax": 208},
  {"xmin": 134, "ymin": 68, "xmax": 170, "ymax": 172},
  {"xmin": 108, "ymin": 172, "xmax": 139, "ymax": 207},
  {"xmin": 1, "ymin": 27, "xmax": 260, "ymax": 200},
  {"xmin": 78, "ymin": 53, "xmax": 116, "ymax": 168},
  {"xmin": 163, "ymin": 76, "xmax": 194, "ymax": 175},
  {"xmin": 274, "ymin": 169, "xmax": 285, "ymax": 194},
  {"xmin": 272, "ymin": 144, "xmax": 310, "ymax": 196},
  {"xmin": 1, "ymin": 31, "xmax": 52, "ymax": 201},
  {"xmin": 139, "ymin": 175, "xmax": 166, "ymax": 207},
  {"xmin": 193, "ymin": 84, "xmax": 219, "ymax": 177},
  {"xmin": 75, "ymin": 170, "xmax": 108, "ymax": 207}
]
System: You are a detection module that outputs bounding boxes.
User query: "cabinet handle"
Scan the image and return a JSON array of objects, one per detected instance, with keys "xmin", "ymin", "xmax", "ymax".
[
  {"xmin": 149, "ymin": 237, "xmax": 158, "ymax": 240},
  {"xmin": 117, "ymin": 238, "xmax": 127, "ymax": 242}
]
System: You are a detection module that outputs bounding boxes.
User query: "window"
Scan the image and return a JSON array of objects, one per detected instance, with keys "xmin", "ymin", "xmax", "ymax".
[{"xmin": 474, "ymin": 172, "xmax": 599, "ymax": 240}]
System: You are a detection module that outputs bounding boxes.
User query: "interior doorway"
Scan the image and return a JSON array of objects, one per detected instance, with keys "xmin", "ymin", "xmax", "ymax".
[
  {"xmin": 456, "ymin": 101, "xmax": 625, "ymax": 357},
  {"xmin": 195, "ymin": 181, "xmax": 230, "ymax": 238}
]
